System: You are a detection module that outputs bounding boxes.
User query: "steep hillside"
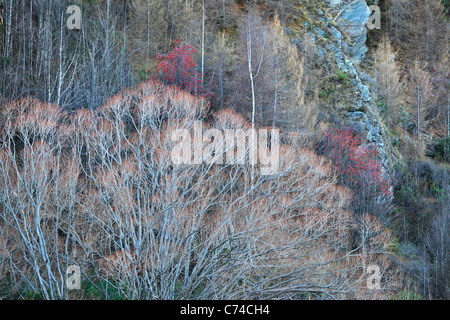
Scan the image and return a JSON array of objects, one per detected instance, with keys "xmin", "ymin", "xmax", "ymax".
[{"xmin": 0, "ymin": 0, "xmax": 448, "ymax": 300}]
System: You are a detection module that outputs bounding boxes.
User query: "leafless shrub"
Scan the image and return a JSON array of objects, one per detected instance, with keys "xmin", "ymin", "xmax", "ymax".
[{"xmin": 0, "ymin": 82, "xmax": 397, "ymax": 299}]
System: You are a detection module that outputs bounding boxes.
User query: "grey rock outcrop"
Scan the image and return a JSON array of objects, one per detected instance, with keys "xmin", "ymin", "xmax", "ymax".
[
  {"xmin": 306, "ymin": 0, "xmax": 397, "ymax": 173},
  {"xmin": 335, "ymin": 0, "xmax": 371, "ymax": 64}
]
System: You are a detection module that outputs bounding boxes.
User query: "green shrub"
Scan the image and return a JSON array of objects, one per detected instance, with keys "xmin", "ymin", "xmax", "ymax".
[
  {"xmin": 435, "ymin": 136, "xmax": 450, "ymax": 163},
  {"xmin": 397, "ymin": 105, "xmax": 409, "ymax": 127},
  {"xmin": 335, "ymin": 69, "xmax": 349, "ymax": 83},
  {"xmin": 392, "ymin": 137, "xmax": 399, "ymax": 147},
  {"xmin": 82, "ymin": 280, "xmax": 127, "ymax": 300},
  {"xmin": 391, "ymin": 290, "xmax": 422, "ymax": 300}
]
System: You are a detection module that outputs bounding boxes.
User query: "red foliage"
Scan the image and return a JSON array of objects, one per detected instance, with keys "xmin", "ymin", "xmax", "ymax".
[
  {"xmin": 322, "ymin": 127, "xmax": 392, "ymax": 201},
  {"xmin": 149, "ymin": 40, "xmax": 214, "ymax": 100}
]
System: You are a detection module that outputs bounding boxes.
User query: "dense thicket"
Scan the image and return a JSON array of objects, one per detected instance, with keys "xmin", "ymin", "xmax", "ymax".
[
  {"xmin": 0, "ymin": 81, "xmax": 398, "ymax": 299},
  {"xmin": 376, "ymin": 0, "xmax": 449, "ymax": 299}
]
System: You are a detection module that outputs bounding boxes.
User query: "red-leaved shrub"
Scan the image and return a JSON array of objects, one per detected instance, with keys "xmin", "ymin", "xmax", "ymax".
[
  {"xmin": 149, "ymin": 40, "xmax": 214, "ymax": 100},
  {"xmin": 322, "ymin": 127, "xmax": 392, "ymax": 211}
]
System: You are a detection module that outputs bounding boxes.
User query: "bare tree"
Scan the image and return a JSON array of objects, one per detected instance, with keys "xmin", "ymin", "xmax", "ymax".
[
  {"xmin": 374, "ymin": 36, "xmax": 404, "ymax": 128},
  {"xmin": 0, "ymin": 81, "xmax": 398, "ymax": 299},
  {"xmin": 409, "ymin": 58, "xmax": 434, "ymax": 143},
  {"xmin": 232, "ymin": 9, "xmax": 313, "ymax": 130}
]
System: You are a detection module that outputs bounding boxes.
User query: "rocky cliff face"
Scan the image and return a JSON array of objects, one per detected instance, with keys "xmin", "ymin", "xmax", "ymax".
[
  {"xmin": 331, "ymin": 0, "xmax": 371, "ymax": 64},
  {"xmin": 311, "ymin": 0, "xmax": 397, "ymax": 172}
]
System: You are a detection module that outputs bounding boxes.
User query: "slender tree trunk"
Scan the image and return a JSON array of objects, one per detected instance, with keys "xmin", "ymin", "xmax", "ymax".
[
  {"xmin": 272, "ymin": 40, "xmax": 278, "ymax": 128},
  {"xmin": 247, "ymin": 24, "xmax": 255, "ymax": 184},
  {"xmin": 385, "ymin": 38, "xmax": 391, "ymax": 128},
  {"xmin": 201, "ymin": 0, "xmax": 205, "ymax": 83},
  {"xmin": 219, "ymin": 55, "xmax": 224, "ymax": 109},
  {"xmin": 57, "ymin": 12, "xmax": 64, "ymax": 106},
  {"xmin": 147, "ymin": 0, "xmax": 152, "ymax": 60},
  {"xmin": 417, "ymin": 78, "xmax": 420, "ymax": 141}
]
